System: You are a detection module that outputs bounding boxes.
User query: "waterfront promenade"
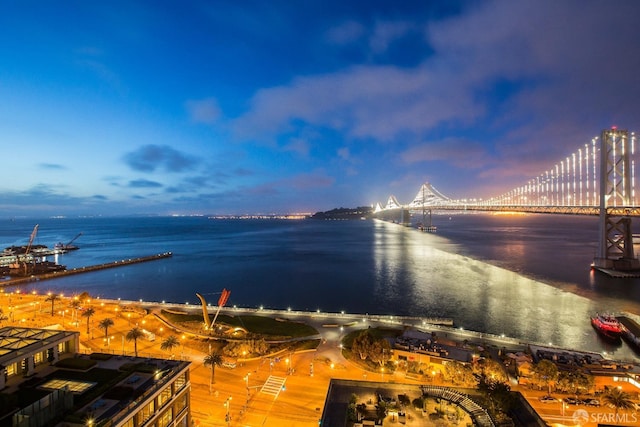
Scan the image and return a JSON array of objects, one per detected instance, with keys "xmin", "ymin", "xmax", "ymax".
[{"xmin": 1, "ymin": 290, "xmax": 638, "ymax": 426}]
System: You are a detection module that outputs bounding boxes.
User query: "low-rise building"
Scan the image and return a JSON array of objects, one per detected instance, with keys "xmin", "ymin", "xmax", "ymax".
[{"xmin": 0, "ymin": 326, "xmax": 191, "ymax": 427}]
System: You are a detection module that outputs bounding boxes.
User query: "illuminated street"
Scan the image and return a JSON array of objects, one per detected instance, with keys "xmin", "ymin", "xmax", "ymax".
[{"xmin": 1, "ymin": 289, "xmax": 639, "ymax": 426}]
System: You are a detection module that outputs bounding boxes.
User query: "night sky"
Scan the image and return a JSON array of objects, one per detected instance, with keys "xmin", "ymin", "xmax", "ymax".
[{"xmin": 2, "ymin": 0, "xmax": 639, "ymax": 216}]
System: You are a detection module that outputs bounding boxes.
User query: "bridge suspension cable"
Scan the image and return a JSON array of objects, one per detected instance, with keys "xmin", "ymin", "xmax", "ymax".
[{"xmin": 374, "ymin": 128, "xmax": 640, "ymax": 272}]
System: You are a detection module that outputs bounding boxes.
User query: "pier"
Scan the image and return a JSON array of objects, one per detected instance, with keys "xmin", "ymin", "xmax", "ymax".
[
  {"xmin": 0, "ymin": 252, "xmax": 172, "ymax": 288},
  {"xmin": 618, "ymin": 315, "xmax": 640, "ymax": 354}
]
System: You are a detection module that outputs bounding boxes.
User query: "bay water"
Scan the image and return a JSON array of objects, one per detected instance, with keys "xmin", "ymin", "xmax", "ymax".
[{"xmin": 1, "ymin": 214, "xmax": 638, "ymax": 360}]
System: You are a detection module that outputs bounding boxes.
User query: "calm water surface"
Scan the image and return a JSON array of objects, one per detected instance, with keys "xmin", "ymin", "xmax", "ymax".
[{"xmin": 1, "ymin": 214, "xmax": 638, "ymax": 360}]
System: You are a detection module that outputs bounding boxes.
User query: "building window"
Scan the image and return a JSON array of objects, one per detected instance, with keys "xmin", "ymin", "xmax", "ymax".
[
  {"xmin": 136, "ymin": 400, "xmax": 155, "ymax": 425},
  {"xmin": 157, "ymin": 408, "xmax": 173, "ymax": 427},
  {"xmin": 6, "ymin": 363, "xmax": 16, "ymax": 377},
  {"xmin": 121, "ymin": 417, "xmax": 134, "ymax": 427},
  {"xmin": 34, "ymin": 352, "xmax": 43, "ymax": 365},
  {"xmin": 174, "ymin": 393, "xmax": 187, "ymax": 414},
  {"xmin": 158, "ymin": 386, "xmax": 172, "ymax": 408},
  {"xmin": 174, "ymin": 372, "xmax": 187, "ymax": 392}
]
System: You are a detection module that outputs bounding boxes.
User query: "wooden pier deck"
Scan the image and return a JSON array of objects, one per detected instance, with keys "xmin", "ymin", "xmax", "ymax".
[{"xmin": 0, "ymin": 252, "xmax": 172, "ymax": 288}]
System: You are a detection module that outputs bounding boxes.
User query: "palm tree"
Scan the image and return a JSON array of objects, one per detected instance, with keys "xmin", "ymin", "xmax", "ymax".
[
  {"xmin": 126, "ymin": 327, "xmax": 145, "ymax": 357},
  {"xmin": 160, "ymin": 335, "xmax": 180, "ymax": 358},
  {"xmin": 82, "ymin": 307, "xmax": 95, "ymax": 334},
  {"xmin": 70, "ymin": 299, "xmax": 81, "ymax": 324},
  {"xmin": 98, "ymin": 318, "xmax": 114, "ymax": 338},
  {"xmin": 602, "ymin": 387, "xmax": 635, "ymax": 415},
  {"xmin": 45, "ymin": 293, "xmax": 60, "ymax": 316},
  {"xmin": 203, "ymin": 351, "xmax": 223, "ymax": 394}
]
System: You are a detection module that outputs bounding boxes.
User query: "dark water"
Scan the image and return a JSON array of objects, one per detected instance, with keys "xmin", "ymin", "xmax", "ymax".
[{"xmin": 1, "ymin": 214, "xmax": 638, "ymax": 361}]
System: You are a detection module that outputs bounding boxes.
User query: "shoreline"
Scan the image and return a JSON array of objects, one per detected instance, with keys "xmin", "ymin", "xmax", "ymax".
[{"xmin": 106, "ymin": 297, "xmax": 630, "ymax": 363}]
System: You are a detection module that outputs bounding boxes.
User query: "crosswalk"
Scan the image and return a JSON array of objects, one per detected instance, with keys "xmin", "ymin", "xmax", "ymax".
[{"xmin": 260, "ymin": 375, "xmax": 287, "ymax": 398}]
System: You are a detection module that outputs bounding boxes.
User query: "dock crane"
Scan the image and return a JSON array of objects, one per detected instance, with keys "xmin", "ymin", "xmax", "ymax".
[
  {"xmin": 55, "ymin": 232, "xmax": 82, "ymax": 251},
  {"xmin": 9, "ymin": 224, "xmax": 39, "ymax": 276}
]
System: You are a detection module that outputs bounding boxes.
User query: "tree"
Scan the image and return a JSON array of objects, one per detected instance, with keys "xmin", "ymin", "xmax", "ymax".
[
  {"xmin": 126, "ymin": 327, "xmax": 145, "ymax": 357},
  {"xmin": 160, "ymin": 335, "xmax": 180, "ymax": 358},
  {"xmin": 531, "ymin": 359, "xmax": 558, "ymax": 395},
  {"xmin": 98, "ymin": 318, "xmax": 114, "ymax": 338},
  {"xmin": 351, "ymin": 330, "xmax": 375, "ymax": 360},
  {"xmin": 477, "ymin": 373, "xmax": 514, "ymax": 415},
  {"xmin": 82, "ymin": 307, "xmax": 95, "ymax": 334},
  {"xmin": 45, "ymin": 293, "xmax": 60, "ymax": 316},
  {"xmin": 474, "ymin": 358, "xmax": 508, "ymax": 383},
  {"xmin": 601, "ymin": 388, "xmax": 635, "ymax": 415},
  {"xmin": 368, "ymin": 338, "xmax": 392, "ymax": 367},
  {"xmin": 0, "ymin": 308, "xmax": 6, "ymax": 325},
  {"xmin": 442, "ymin": 361, "xmax": 476, "ymax": 387},
  {"xmin": 223, "ymin": 339, "xmax": 269, "ymax": 357},
  {"xmin": 557, "ymin": 368, "xmax": 594, "ymax": 397},
  {"xmin": 203, "ymin": 351, "xmax": 223, "ymax": 394}
]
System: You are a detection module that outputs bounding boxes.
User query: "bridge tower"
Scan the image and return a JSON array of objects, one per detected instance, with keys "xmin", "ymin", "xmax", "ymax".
[{"xmin": 593, "ymin": 128, "xmax": 640, "ymax": 271}]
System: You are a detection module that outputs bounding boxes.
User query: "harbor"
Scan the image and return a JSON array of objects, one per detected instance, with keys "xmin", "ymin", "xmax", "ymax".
[{"xmin": 0, "ymin": 252, "xmax": 172, "ymax": 288}]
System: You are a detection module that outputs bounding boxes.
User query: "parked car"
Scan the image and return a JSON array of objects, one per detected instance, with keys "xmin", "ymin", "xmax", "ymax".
[
  {"xmin": 539, "ymin": 395, "xmax": 558, "ymax": 403},
  {"xmin": 564, "ymin": 397, "xmax": 582, "ymax": 405},
  {"xmin": 584, "ymin": 399, "xmax": 600, "ymax": 407}
]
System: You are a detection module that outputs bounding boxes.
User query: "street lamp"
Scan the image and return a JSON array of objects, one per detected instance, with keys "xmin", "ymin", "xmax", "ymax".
[
  {"xmin": 381, "ymin": 367, "xmax": 385, "ymax": 381},
  {"xmin": 244, "ymin": 373, "xmax": 251, "ymax": 400},
  {"xmin": 224, "ymin": 396, "xmax": 232, "ymax": 425},
  {"xmin": 104, "ymin": 335, "xmax": 114, "ymax": 348}
]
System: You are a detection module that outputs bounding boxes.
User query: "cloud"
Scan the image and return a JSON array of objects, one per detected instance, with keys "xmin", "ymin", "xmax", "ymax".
[
  {"xmin": 369, "ymin": 20, "xmax": 414, "ymax": 54},
  {"xmin": 230, "ymin": 0, "xmax": 640, "ymax": 195},
  {"xmin": 325, "ymin": 20, "xmax": 365, "ymax": 45},
  {"xmin": 123, "ymin": 145, "xmax": 200, "ymax": 173},
  {"xmin": 400, "ymin": 138, "xmax": 491, "ymax": 169},
  {"xmin": 337, "ymin": 147, "xmax": 350, "ymax": 160},
  {"xmin": 233, "ymin": 63, "xmax": 480, "ymax": 142},
  {"xmin": 0, "ymin": 184, "xmax": 111, "ymax": 217},
  {"xmin": 39, "ymin": 163, "xmax": 66, "ymax": 170},
  {"xmin": 282, "ymin": 138, "xmax": 310, "ymax": 157},
  {"xmin": 185, "ymin": 97, "xmax": 221, "ymax": 125},
  {"xmin": 128, "ymin": 179, "xmax": 163, "ymax": 188},
  {"xmin": 276, "ymin": 172, "xmax": 335, "ymax": 191},
  {"xmin": 242, "ymin": 171, "xmax": 334, "ymax": 198}
]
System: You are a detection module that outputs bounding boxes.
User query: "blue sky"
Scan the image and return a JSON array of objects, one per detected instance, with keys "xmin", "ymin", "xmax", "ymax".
[{"xmin": 2, "ymin": 0, "xmax": 640, "ymax": 216}]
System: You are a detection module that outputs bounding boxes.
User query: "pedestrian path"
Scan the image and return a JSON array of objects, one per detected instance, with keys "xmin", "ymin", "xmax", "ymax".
[{"xmin": 260, "ymin": 375, "xmax": 287, "ymax": 398}]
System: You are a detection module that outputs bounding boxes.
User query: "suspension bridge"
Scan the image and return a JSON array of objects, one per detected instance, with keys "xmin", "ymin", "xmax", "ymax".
[{"xmin": 373, "ymin": 127, "xmax": 640, "ymax": 274}]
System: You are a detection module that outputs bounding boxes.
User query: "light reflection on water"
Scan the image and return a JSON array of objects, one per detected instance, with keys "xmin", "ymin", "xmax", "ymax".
[{"xmin": 372, "ymin": 220, "xmax": 635, "ymax": 360}]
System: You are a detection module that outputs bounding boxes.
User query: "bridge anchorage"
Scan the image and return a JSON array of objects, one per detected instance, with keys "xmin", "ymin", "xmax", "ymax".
[{"xmin": 374, "ymin": 127, "xmax": 640, "ymax": 275}]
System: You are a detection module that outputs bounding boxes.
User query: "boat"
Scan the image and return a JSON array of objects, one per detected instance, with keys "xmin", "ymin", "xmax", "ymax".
[
  {"xmin": 54, "ymin": 232, "xmax": 82, "ymax": 252},
  {"xmin": 417, "ymin": 223, "xmax": 437, "ymax": 233},
  {"xmin": 591, "ymin": 313, "xmax": 623, "ymax": 342}
]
